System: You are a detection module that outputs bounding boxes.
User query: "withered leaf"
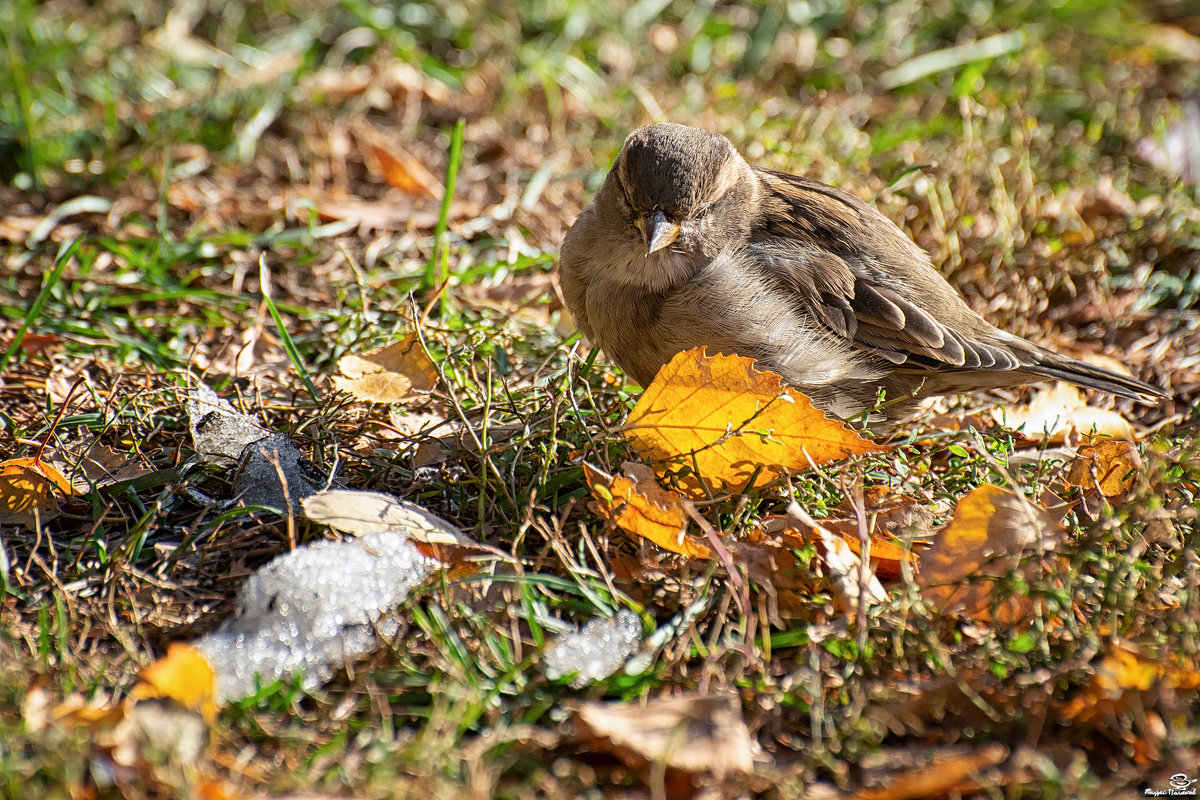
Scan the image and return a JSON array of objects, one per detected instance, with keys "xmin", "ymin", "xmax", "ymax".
[
  {"xmin": 333, "ymin": 334, "xmax": 439, "ymax": 404},
  {"xmin": 574, "ymin": 693, "xmax": 755, "ymax": 778},
  {"xmin": 918, "ymin": 485, "xmax": 1062, "ymax": 622}
]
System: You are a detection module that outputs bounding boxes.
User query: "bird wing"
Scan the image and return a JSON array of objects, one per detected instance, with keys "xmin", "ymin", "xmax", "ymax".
[{"xmin": 748, "ymin": 170, "xmax": 1020, "ymax": 371}]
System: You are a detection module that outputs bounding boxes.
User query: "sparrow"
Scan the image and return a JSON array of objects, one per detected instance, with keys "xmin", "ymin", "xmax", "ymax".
[{"xmin": 559, "ymin": 123, "xmax": 1166, "ymax": 420}]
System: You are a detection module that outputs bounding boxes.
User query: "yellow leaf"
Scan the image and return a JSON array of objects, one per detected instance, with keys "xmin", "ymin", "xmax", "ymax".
[
  {"xmin": 918, "ymin": 484, "xmax": 1062, "ymax": 622},
  {"xmin": 1063, "ymin": 440, "xmax": 1141, "ymax": 501},
  {"xmin": 131, "ymin": 644, "xmax": 217, "ymax": 724},
  {"xmin": 585, "ymin": 462, "xmax": 712, "ymax": 558},
  {"xmin": 623, "ymin": 347, "xmax": 886, "ymax": 495},
  {"xmin": 0, "ymin": 457, "xmax": 72, "ymax": 526},
  {"xmin": 332, "ymin": 333, "xmax": 439, "ymax": 404}
]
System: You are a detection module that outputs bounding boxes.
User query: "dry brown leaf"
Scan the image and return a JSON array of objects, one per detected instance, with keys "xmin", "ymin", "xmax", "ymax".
[
  {"xmin": 23, "ymin": 687, "xmax": 125, "ymax": 734},
  {"xmin": 918, "ymin": 484, "xmax": 1062, "ymax": 622},
  {"xmin": 333, "ymin": 334, "xmax": 439, "ymax": 404},
  {"xmin": 296, "ymin": 189, "xmax": 431, "ymax": 231},
  {"xmin": 45, "ymin": 439, "xmax": 153, "ymax": 493},
  {"xmin": 623, "ymin": 347, "xmax": 886, "ymax": 495},
  {"xmin": 0, "ymin": 457, "xmax": 73, "ymax": 526},
  {"xmin": 585, "ymin": 462, "xmax": 711, "ymax": 558},
  {"xmin": 574, "ymin": 693, "xmax": 755, "ymax": 778},
  {"xmin": 851, "ymin": 744, "xmax": 1009, "ymax": 800},
  {"xmin": 130, "ymin": 644, "xmax": 217, "ymax": 724},
  {"xmin": 1004, "ymin": 382, "xmax": 1135, "ymax": 444},
  {"xmin": 1063, "ymin": 440, "xmax": 1142, "ymax": 502},
  {"xmin": 354, "ymin": 124, "xmax": 443, "ymax": 198},
  {"xmin": 7, "ymin": 332, "xmax": 62, "ymax": 357}
]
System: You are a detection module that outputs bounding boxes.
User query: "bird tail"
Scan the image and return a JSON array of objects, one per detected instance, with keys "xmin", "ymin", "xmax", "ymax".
[{"xmin": 1021, "ymin": 351, "xmax": 1167, "ymax": 403}]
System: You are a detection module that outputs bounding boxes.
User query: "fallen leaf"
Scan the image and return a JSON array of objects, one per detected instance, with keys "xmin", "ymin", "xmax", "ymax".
[
  {"xmin": 23, "ymin": 687, "xmax": 125, "ymax": 734},
  {"xmin": 623, "ymin": 347, "xmax": 886, "ymax": 495},
  {"xmin": 45, "ymin": 439, "xmax": 153, "ymax": 493},
  {"xmin": 333, "ymin": 334, "xmax": 439, "ymax": 404},
  {"xmin": 296, "ymin": 189, "xmax": 431, "ymax": 231},
  {"xmin": 1004, "ymin": 382, "xmax": 1135, "ymax": 444},
  {"xmin": 757, "ymin": 503, "xmax": 921, "ymax": 582},
  {"xmin": 574, "ymin": 693, "xmax": 755, "ymax": 778},
  {"xmin": 1063, "ymin": 440, "xmax": 1142, "ymax": 503},
  {"xmin": 851, "ymin": 744, "xmax": 1009, "ymax": 800},
  {"xmin": 131, "ymin": 644, "xmax": 217, "ymax": 724},
  {"xmin": 918, "ymin": 484, "xmax": 1062, "ymax": 622},
  {"xmin": 354, "ymin": 123, "xmax": 443, "ymax": 198},
  {"xmin": 301, "ymin": 488, "xmax": 473, "ymax": 546},
  {"xmin": 1059, "ymin": 644, "xmax": 1200, "ymax": 724},
  {"xmin": 0, "ymin": 457, "xmax": 73, "ymax": 526},
  {"xmin": 783, "ymin": 502, "xmax": 888, "ymax": 611},
  {"xmin": 585, "ymin": 462, "xmax": 711, "ymax": 558},
  {"xmin": 6, "ymin": 332, "xmax": 62, "ymax": 357}
]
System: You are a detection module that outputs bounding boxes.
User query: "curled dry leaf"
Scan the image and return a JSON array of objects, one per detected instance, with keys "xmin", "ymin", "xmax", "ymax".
[
  {"xmin": 301, "ymin": 488, "xmax": 472, "ymax": 547},
  {"xmin": 1004, "ymin": 382, "xmax": 1135, "ymax": 444},
  {"xmin": 332, "ymin": 334, "xmax": 439, "ymax": 404},
  {"xmin": 757, "ymin": 504, "xmax": 920, "ymax": 581},
  {"xmin": 585, "ymin": 462, "xmax": 711, "ymax": 559},
  {"xmin": 784, "ymin": 501, "xmax": 888, "ymax": 610},
  {"xmin": 623, "ymin": 347, "xmax": 886, "ymax": 496},
  {"xmin": 0, "ymin": 457, "xmax": 73, "ymax": 526},
  {"xmin": 918, "ymin": 484, "xmax": 1062, "ymax": 623},
  {"xmin": 1062, "ymin": 440, "xmax": 1142, "ymax": 503},
  {"xmin": 574, "ymin": 692, "xmax": 756, "ymax": 779}
]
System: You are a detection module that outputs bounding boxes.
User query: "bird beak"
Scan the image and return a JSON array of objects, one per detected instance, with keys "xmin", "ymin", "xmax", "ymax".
[{"xmin": 637, "ymin": 210, "xmax": 681, "ymax": 255}]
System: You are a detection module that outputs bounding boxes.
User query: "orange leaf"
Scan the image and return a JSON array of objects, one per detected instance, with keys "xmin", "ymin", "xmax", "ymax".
[
  {"xmin": 1063, "ymin": 440, "xmax": 1141, "ymax": 501},
  {"xmin": 1060, "ymin": 644, "xmax": 1200, "ymax": 723},
  {"xmin": 354, "ymin": 124, "xmax": 443, "ymax": 198},
  {"xmin": 758, "ymin": 513, "xmax": 915, "ymax": 580},
  {"xmin": 850, "ymin": 744, "xmax": 1009, "ymax": 800},
  {"xmin": 623, "ymin": 347, "xmax": 886, "ymax": 495},
  {"xmin": 585, "ymin": 462, "xmax": 712, "ymax": 558},
  {"xmin": 131, "ymin": 644, "xmax": 217, "ymax": 724},
  {"xmin": 918, "ymin": 484, "xmax": 1062, "ymax": 622},
  {"xmin": 332, "ymin": 333, "xmax": 439, "ymax": 404},
  {"xmin": 0, "ymin": 457, "xmax": 72, "ymax": 526}
]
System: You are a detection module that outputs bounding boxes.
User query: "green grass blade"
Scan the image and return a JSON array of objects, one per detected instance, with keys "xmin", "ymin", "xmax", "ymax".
[
  {"xmin": 1, "ymin": 237, "xmax": 79, "ymax": 373},
  {"xmin": 426, "ymin": 117, "xmax": 466, "ymax": 303},
  {"xmin": 259, "ymin": 255, "xmax": 321, "ymax": 405}
]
